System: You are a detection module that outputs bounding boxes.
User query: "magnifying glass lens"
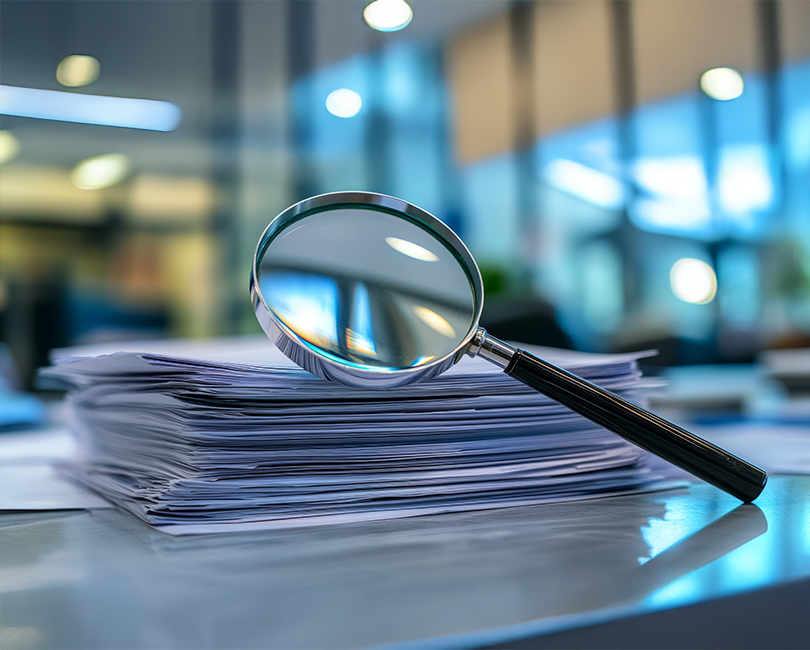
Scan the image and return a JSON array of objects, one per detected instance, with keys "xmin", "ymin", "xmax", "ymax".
[{"xmin": 258, "ymin": 206, "xmax": 477, "ymax": 370}]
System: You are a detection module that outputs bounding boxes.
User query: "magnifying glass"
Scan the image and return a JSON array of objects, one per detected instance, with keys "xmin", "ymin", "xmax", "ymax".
[{"xmin": 251, "ymin": 191, "xmax": 767, "ymax": 503}]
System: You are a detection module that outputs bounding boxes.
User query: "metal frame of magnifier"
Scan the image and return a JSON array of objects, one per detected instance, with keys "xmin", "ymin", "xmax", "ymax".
[{"xmin": 252, "ymin": 191, "xmax": 767, "ymax": 503}]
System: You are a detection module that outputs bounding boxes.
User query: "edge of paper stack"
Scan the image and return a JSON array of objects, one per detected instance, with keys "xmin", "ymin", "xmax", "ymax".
[{"xmin": 41, "ymin": 337, "xmax": 682, "ymax": 535}]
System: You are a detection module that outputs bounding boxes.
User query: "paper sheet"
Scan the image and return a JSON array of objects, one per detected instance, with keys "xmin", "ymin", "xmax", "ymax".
[
  {"xmin": 691, "ymin": 422, "xmax": 810, "ymax": 475},
  {"xmin": 0, "ymin": 428, "xmax": 112, "ymax": 510}
]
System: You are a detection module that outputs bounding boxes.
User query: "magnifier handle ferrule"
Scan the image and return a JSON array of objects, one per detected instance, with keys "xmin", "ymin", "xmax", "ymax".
[
  {"xmin": 469, "ymin": 328, "xmax": 515, "ymax": 368},
  {"xmin": 503, "ymin": 347, "xmax": 767, "ymax": 503}
]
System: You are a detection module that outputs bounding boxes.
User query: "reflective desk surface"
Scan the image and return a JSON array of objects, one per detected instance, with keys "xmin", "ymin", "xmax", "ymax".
[{"xmin": 2, "ymin": 476, "xmax": 810, "ymax": 649}]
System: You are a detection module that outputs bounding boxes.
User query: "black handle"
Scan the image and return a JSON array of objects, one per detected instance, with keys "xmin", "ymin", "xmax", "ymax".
[{"xmin": 506, "ymin": 350, "xmax": 767, "ymax": 502}]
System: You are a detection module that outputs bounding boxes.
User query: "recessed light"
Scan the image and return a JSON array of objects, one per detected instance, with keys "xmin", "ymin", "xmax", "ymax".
[
  {"xmin": 71, "ymin": 154, "xmax": 131, "ymax": 190},
  {"xmin": 56, "ymin": 55, "xmax": 101, "ymax": 87},
  {"xmin": 325, "ymin": 89, "xmax": 362, "ymax": 118},
  {"xmin": 0, "ymin": 131, "xmax": 20, "ymax": 165},
  {"xmin": 670, "ymin": 258, "xmax": 717, "ymax": 304},
  {"xmin": 700, "ymin": 67, "xmax": 744, "ymax": 101},
  {"xmin": 363, "ymin": 0, "xmax": 413, "ymax": 32}
]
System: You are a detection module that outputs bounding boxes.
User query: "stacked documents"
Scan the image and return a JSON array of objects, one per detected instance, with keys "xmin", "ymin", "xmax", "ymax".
[{"xmin": 42, "ymin": 337, "xmax": 670, "ymax": 535}]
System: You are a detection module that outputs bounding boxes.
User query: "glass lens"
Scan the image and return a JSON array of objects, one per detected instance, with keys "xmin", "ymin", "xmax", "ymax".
[{"xmin": 258, "ymin": 206, "xmax": 477, "ymax": 370}]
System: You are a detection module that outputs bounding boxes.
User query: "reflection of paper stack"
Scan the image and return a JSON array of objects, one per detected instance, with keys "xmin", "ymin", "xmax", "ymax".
[{"xmin": 42, "ymin": 337, "xmax": 672, "ymax": 535}]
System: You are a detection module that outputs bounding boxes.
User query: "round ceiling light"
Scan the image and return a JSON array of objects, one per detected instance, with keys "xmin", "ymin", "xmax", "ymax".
[
  {"xmin": 325, "ymin": 89, "xmax": 362, "ymax": 118},
  {"xmin": 700, "ymin": 67, "xmax": 744, "ymax": 101},
  {"xmin": 71, "ymin": 154, "xmax": 131, "ymax": 190},
  {"xmin": 0, "ymin": 131, "xmax": 20, "ymax": 165},
  {"xmin": 670, "ymin": 258, "xmax": 717, "ymax": 304},
  {"xmin": 56, "ymin": 55, "xmax": 101, "ymax": 88},
  {"xmin": 363, "ymin": 0, "xmax": 413, "ymax": 32}
]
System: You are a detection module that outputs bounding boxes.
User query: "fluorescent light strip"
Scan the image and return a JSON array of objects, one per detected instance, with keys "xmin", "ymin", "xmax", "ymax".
[{"xmin": 0, "ymin": 85, "xmax": 181, "ymax": 132}]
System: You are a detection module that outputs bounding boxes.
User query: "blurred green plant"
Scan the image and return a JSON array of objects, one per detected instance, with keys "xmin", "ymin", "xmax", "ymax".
[
  {"xmin": 478, "ymin": 263, "xmax": 507, "ymax": 297},
  {"xmin": 771, "ymin": 239, "xmax": 810, "ymax": 298}
]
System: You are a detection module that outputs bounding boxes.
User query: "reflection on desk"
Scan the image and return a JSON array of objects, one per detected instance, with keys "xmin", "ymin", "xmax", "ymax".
[{"xmin": 1, "ymin": 477, "xmax": 809, "ymax": 649}]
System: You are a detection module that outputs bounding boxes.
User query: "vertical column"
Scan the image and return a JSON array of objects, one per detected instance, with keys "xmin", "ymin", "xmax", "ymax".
[
  {"xmin": 287, "ymin": 0, "xmax": 318, "ymax": 201},
  {"xmin": 609, "ymin": 0, "xmax": 641, "ymax": 317},
  {"xmin": 508, "ymin": 0, "xmax": 539, "ymax": 292},
  {"xmin": 210, "ymin": 0, "xmax": 242, "ymax": 333},
  {"xmin": 758, "ymin": 0, "xmax": 785, "ymax": 222},
  {"xmin": 365, "ymin": 43, "xmax": 392, "ymax": 195}
]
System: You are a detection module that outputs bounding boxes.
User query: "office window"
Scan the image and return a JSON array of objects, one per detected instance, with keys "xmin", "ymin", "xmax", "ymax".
[
  {"xmin": 291, "ymin": 55, "xmax": 371, "ymax": 193},
  {"xmin": 630, "ymin": 96, "xmax": 713, "ymax": 239}
]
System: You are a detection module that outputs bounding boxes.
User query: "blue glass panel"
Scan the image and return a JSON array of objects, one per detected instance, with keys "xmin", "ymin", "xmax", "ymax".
[
  {"xmin": 782, "ymin": 59, "xmax": 810, "ymax": 170},
  {"xmin": 630, "ymin": 95, "xmax": 713, "ymax": 239},
  {"xmin": 717, "ymin": 246, "xmax": 760, "ymax": 327},
  {"xmin": 381, "ymin": 44, "xmax": 446, "ymax": 215},
  {"xmin": 459, "ymin": 154, "xmax": 520, "ymax": 263},
  {"xmin": 783, "ymin": 58, "xmax": 810, "ymax": 238},
  {"xmin": 536, "ymin": 118, "xmax": 625, "ymax": 210},
  {"xmin": 579, "ymin": 241, "xmax": 623, "ymax": 334},
  {"xmin": 291, "ymin": 55, "xmax": 371, "ymax": 191},
  {"xmin": 635, "ymin": 239, "xmax": 716, "ymax": 340},
  {"xmin": 712, "ymin": 74, "xmax": 775, "ymax": 238}
]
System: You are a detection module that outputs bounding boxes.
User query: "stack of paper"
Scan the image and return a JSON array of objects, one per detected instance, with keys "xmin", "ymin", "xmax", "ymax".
[{"xmin": 42, "ymin": 337, "xmax": 671, "ymax": 535}]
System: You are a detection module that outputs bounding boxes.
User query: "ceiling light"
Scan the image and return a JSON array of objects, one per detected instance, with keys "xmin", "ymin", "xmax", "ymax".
[
  {"xmin": 700, "ymin": 67, "xmax": 744, "ymax": 101},
  {"xmin": 325, "ymin": 89, "xmax": 362, "ymax": 118},
  {"xmin": 670, "ymin": 258, "xmax": 717, "ymax": 304},
  {"xmin": 56, "ymin": 54, "xmax": 100, "ymax": 87},
  {"xmin": 0, "ymin": 85, "xmax": 181, "ymax": 131},
  {"xmin": 363, "ymin": 0, "xmax": 413, "ymax": 32},
  {"xmin": 71, "ymin": 154, "xmax": 131, "ymax": 190},
  {"xmin": 0, "ymin": 131, "xmax": 20, "ymax": 165}
]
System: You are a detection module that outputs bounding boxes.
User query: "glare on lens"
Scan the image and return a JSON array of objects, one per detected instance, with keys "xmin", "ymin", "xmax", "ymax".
[
  {"xmin": 700, "ymin": 67, "xmax": 744, "ymax": 101},
  {"xmin": 385, "ymin": 237, "xmax": 439, "ymax": 262},
  {"xmin": 325, "ymin": 89, "xmax": 362, "ymax": 118},
  {"xmin": 363, "ymin": 0, "xmax": 413, "ymax": 32},
  {"xmin": 56, "ymin": 55, "xmax": 100, "ymax": 87},
  {"xmin": 71, "ymin": 154, "xmax": 131, "ymax": 190},
  {"xmin": 670, "ymin": 258, "xmax": 717, "ymax": 304},
  {"xmin": 413, "ymin": 306, "xmax": 457, "ymax": 338},
  {"xmin": 346, "ymin": 329, "xmax": 378, "ymax": 356}
]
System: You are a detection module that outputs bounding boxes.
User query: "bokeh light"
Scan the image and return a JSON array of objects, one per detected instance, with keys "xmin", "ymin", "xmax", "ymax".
[
  {"xmin": 700, "ymin": 67, "xmax": 744, "ymax": 101},
  {"xmin": 670, "ymin": 258, "xmax": 717, "ymax": 304},
  {"xmin": 0, "ymin": 130, "xmax": 20, "ymax": 165},
  {"xmin": 325, "ymin": 89, "xmax": 362, "ymax": 118},
  {"xmin": 363, "ymin": 0, "xmax": 413, "ymax": 32},
  {"xmin": 56, "ymin": 54, "xmax": 101, "ymax": 87},
  {"xmin": 71, "ymin": 154, "xmax": 131, "ymax": 190}
]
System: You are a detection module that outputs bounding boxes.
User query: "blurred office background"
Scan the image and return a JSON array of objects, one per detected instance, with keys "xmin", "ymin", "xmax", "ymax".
[{"xmin": 2, "ymin": 0, "xmax": 810, "ymax": 387}]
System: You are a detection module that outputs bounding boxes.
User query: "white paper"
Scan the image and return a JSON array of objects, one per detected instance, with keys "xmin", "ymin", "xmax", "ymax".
[
  {"xmin": 0, "ymin": 427, "xmax": 76, "ymax": 464},
  {"xmin": 691, "ymin": 422, "xmax": 810, "ymax": 475},
  {"xmin": 0, "ymin": 464, "xmax": 112, "ymax": 510},
  {"xmin": 0, "ymin": 428, "xmax": 114, "ymax": 510}
]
